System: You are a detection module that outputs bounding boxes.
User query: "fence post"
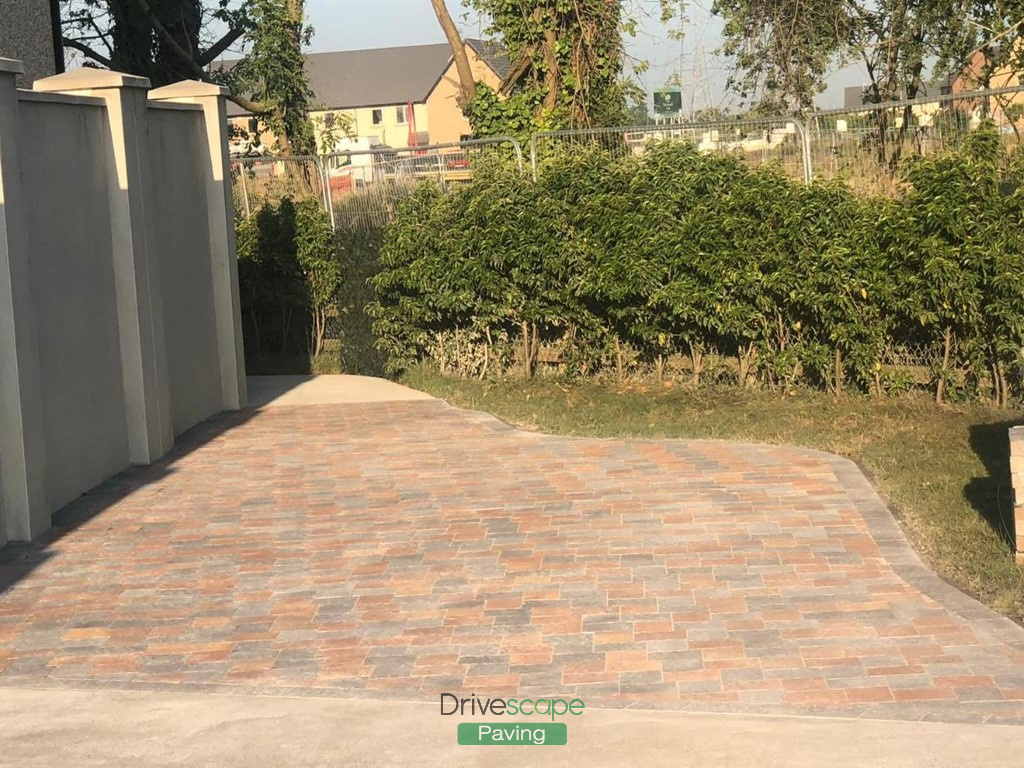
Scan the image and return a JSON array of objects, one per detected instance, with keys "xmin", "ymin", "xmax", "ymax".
[
  {"xmin": 35, "ymin": 68, "xmax": 175, "ymax": 465},
  {"xmin": 530, "ymin": 134, "xmax": 540, "ymax": 181},
  {"xmin": 319, "ymin": 157, "xmax": 336, "ymax": 229},
  {"xmin": 793, "ymin": 117, "xmax": 813, "ymax": 183},
  {"xmin": 149, "ymin": 80, "xmax": 249, "ymax": 411},
  {"xmin": 0, "ymin": 59, "xmax": 50, "ymax": 542},
  {"xmin": 239, "ymin": 162, "xmax": 252, "ymax": 217}
]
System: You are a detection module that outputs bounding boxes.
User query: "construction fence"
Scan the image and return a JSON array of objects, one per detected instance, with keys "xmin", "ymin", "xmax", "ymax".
[
  {"xmin": 230, "ymin": 83, "xmax": 1024, "ymax": 228},
  {"xmin": 231, "ymin": 137, "xmax": 524, "ymax": 229}
]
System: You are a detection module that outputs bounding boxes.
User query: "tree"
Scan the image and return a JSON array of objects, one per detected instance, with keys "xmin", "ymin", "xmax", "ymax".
[
  {"xmin": 435, "ymin": 0, "xmax": 683, "ymax": 133},
  {"xmin": 710, "ymin": 0, "xmax": 976, "ymax": 114},
  {"xmin": 933, "ymin": 3, "xmax": 1024, "ymax": 88},
  {"xmin": 61, "ymin": 0, "xmax": 316, "ymax": 155},
  {"xmin": 712, "ymin": 0, "xmax": 856, "ymax": 113},
  {"xmin": 62, "ymin": 1, "xmax": 250, "ymax": 87},
  {"xmin": 228, "ymin": 0, "xmax": 316, "ymax": 155},
  {"xmin": 430, "ymin": 0, "xmax": 477, "ymax": 106}
]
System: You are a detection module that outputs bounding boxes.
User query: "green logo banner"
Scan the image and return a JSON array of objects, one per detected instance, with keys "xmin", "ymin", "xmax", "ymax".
[{"xmin": 457, "ymin": 723, "xmax": 567, "ymax": 746}]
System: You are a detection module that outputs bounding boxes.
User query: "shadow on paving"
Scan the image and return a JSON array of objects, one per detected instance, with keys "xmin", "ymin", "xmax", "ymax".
[
  {"xmin": 965, "ymin": 420, "xmax": 1021, "ymax": 549},
  {"xmin": 0, "ymin": 408, "xmax": 263, "ymax": 597}
]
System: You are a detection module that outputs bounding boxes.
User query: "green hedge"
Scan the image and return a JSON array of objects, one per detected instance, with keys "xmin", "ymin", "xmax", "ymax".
[
  {"xmin": 368, "ymin": 125, "xmax": 1024, "ymax": 404},
  {"xmin": 237, "ymin": 197, "xmax": 338, "ymax": 363}
]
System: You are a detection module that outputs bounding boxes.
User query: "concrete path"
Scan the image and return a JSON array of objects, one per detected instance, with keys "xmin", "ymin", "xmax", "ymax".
[
  {"xmin": 246, "ymin": 374, "xmax": 435, "ymax": 408},
  {"xmin": 3, "ymin": 685, "xmax": 1024, "ymax": 768},
  {"xmin": 2, "ymin": 374, "xmax": 1024, "ymax": 764}
]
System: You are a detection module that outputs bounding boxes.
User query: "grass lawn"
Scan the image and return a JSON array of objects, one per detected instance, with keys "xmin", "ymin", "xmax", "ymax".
[{"xmin": 404, "ymin": 368, "xmax": 1024, "ymax": 624}]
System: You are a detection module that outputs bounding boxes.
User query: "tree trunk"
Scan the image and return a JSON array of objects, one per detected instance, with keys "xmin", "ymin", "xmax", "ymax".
[
  {"xmin": 738, "ymin": 344, "xmax": 756, "ymax": 388},
  {"xmin": 521, "ymin": 321, "xmax": 533, "ymax": 379},
  {"xmin": 542, "ymin": 27, "xmax": 560, "ymax": 111},
  {"xmin": 430, "ymin": 0, "xmax": 477, "ymax": 107},
  {"xmin": 690, "ymin": 343, "xmax": 704, "ymax": 387},
  {"xmin": 833, "ymin": 348, "xmax": 843, "ymax": 397}
]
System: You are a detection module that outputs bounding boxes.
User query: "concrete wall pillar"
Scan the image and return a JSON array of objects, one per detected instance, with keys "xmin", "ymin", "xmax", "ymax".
[
  {"xmin": 150, "ymin": 81, "xmax": 247, "ymax": 411},
  {"xmin": 0, "ymin": 59, "xmax": 50, "ymax": 542},
  {"xmin": 1009, "ymin": 427, "xmax": 1024, "ymax": 563},
  {"xmin": 34, "ymin": 69, "xmax": 175, "ymax": 465}
]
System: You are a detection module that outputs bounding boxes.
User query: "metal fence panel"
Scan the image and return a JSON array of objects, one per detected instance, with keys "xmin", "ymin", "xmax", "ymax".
[
  {"xmin": 231, "ymin": 137, "xmax": 523, "ymax": 230},
  {"xmin": 322, "ymin": 137, "xmax": 523, "ymax": 231},
  {"xmin": 230, "ymin": 155, "xmax": 327, "ymax": 219},
  {"xmin": 808, "ymin": 84, "xmax": 1024, "ymax": 193},
  {"xmin": 227, "ymin": 85, "xmax": 1024, "ymax": 225}
]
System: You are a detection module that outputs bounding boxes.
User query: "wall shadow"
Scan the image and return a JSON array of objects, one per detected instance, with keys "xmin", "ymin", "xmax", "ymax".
[
  {"xmin": 0, "ymin": 380, "xmax": 303, "ymax": 595},
  {"xmin": 965, "ymin": 420, "xmax": 1020, "ymax": 550}
]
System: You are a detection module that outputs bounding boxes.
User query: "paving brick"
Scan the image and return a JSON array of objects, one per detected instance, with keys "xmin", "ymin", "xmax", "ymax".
[{"xmin": 0, "ymin": 399, "xmax": 1022, "ymax": 725}]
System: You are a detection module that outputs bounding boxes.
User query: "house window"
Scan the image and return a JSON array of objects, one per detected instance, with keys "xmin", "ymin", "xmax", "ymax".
[
  {"xmin": 396, "ymin": 106, "xmax": 407, "ymax": 124},
  {"xmin": 323, "ymin": 112, "xmax": 336, "ymax": 128},
  {"xmin": 372, "ymin": 108, "xmax": 383, "ymax": 125}
]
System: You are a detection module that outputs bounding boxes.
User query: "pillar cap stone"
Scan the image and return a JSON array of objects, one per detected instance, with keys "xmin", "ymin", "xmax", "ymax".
[
  {"xmin": 0, "ymin": 58, "xmax": 25, "ymax": 75},
  {"xmin": 34, "ymin": 68, "xmax": 151, "ymax": 93},
  {"xmin": 149, "ymin": 80, "xmax": 230, "ymax": 100}
]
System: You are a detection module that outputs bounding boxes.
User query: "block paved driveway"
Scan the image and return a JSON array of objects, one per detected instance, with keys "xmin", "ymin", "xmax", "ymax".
[{"xmin": 2, "ymin": 378, "xmax": 1024, "ymax": 724}]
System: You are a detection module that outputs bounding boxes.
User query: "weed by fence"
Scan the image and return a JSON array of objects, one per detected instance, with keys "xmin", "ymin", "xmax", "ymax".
[
  {"xmin": 531, "ymin": 117, "xmax": 812, "ymax": 182},
  {"xmin": 808, "ymin": 84, "xmax": 1024, "ymax": 194},
  {"xmin": 231, "ymin": 155, "xmax": 326, "ymax": 219}
]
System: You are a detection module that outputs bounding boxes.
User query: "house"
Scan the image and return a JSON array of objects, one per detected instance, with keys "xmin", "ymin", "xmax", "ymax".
[
  {"xmin": 0, "ymin": 0, "xmax": 62, "ymax": 85},
  {"xmin": 842, "ymin": 80, "xmax": 952, "ymax": 109},
  {"xmin": 226, "ymin": 40, "xmax": 509, "ymax": 154},
  {"xmin": 951, "ymin": 50, "xmax": 1024, "ymax": 128},
  {"xmin": 837, "ymin": 79, "xmax": 955, "ymax": 133}
]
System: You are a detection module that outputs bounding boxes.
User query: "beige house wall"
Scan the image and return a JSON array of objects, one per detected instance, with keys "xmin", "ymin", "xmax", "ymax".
[
  {"xmin": 231, "ymin": 46, "xmax": 503, "ymax": 154},
  {"xmin": 312, "ymin": 103, "xmax": 431, "ymax": 152},
  {"xmin": 953, "ymin": 51, "xmax": 1024, "ymax": 124},
  {"xmin": 426, "ymin": 50, "xmax": 503, "ymax": 145},
  {"xmin": 0, "ymin": 61, "xmax": 247, "ymax": 545}
]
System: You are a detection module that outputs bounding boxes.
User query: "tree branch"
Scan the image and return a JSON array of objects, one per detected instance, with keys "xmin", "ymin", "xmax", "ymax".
[
  {"xmin": 499, "ymin": 51, "xmax": 533, "ymax": 95},
  {"xmin": 130, "ymin": 0, "xmax": 270, "ymax": 114},
  {"xmin": 62, "ymin": 37, "xmax": 113, "ymax": 69},
  {"xmin": 430, "ymin": 0, "xmax": 477, "ymax": 106},
  {"xmin": 199, "ymin": 27, "xmax": 245, "ymax": 66}
]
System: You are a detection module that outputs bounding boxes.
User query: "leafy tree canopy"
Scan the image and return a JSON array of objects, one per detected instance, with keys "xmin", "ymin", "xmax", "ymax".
[
  {"xmin": 439, "ymin": 0, "xmax": 682, "ymax": 136},
  {"xmin": 712, "ymin": 0, "xmax": 1024, "ymax": 114},
  {"xmin": 62, "ymin": 0, "xmax": 315, "ymax": 153}
]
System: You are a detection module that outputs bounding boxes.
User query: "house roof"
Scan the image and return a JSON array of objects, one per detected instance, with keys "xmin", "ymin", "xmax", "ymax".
[{"xmin": 223, "ymin": 39, "xmax": 507, "ymax": 117}]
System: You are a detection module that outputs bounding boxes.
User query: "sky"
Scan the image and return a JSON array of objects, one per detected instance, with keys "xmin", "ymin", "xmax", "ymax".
[{"xmin": 302, "ymin": 0, "xmax": 871, "ymax": 111}]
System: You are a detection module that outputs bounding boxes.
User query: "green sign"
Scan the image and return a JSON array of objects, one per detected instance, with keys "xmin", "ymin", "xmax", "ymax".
[
  {"xmin": 654, "ymin": 88, "xmax": 683, "ymax": 116},
  {"xmin": 458, "ymin": 723, "xmax": 567, "ymax": 746}
]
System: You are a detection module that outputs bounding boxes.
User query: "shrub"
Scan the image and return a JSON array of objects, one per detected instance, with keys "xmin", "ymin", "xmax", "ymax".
[
  {"xmin": 236, "ymin": 197, "xmax": 339, "ymax": 361},
  {"xmin": 367, "ymin": 125, "xmax": 1024, "ymax": 404}
]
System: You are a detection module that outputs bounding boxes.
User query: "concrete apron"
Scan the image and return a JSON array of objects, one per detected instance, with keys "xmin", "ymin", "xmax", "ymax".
[
  {"xmin": 246, "ymin": 375, "xmax": 435, "ymax": 408},
  {"xmin": 1, "ymin": 686, "xmax": 1021, "ymax": 768}
]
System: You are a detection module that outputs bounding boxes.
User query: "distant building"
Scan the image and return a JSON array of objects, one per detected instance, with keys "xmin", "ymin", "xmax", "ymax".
[
  {"xmin": 842, "ymin": 80, "xmax": 953, "ymax": 111},
  {"xmin": 225, "ymin": 40, "xmax": 510, "ymax": 154},
  {"xmin": 0, "ymin": 0, "xmax": 60, "ymax": 86},
  {"xmin": 952, "ymin": 50, "xmax": 1024, "ymax": 128}
]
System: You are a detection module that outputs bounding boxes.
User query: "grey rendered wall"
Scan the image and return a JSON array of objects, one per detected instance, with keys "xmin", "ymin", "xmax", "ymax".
[
  {"xmin": 0, "ymin": 0, "xmax": 55, "ymax": 86},
  {"xmin": 147, "ymin": 106, "xmax": 223, "ymax": 437},
  {"xmin": 0, "ymin": 62, "xmax": 247, "ymax": 544},
  {"xmin": 18, "ymin": 97, "xmax": 130, "ymax": 511}
]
